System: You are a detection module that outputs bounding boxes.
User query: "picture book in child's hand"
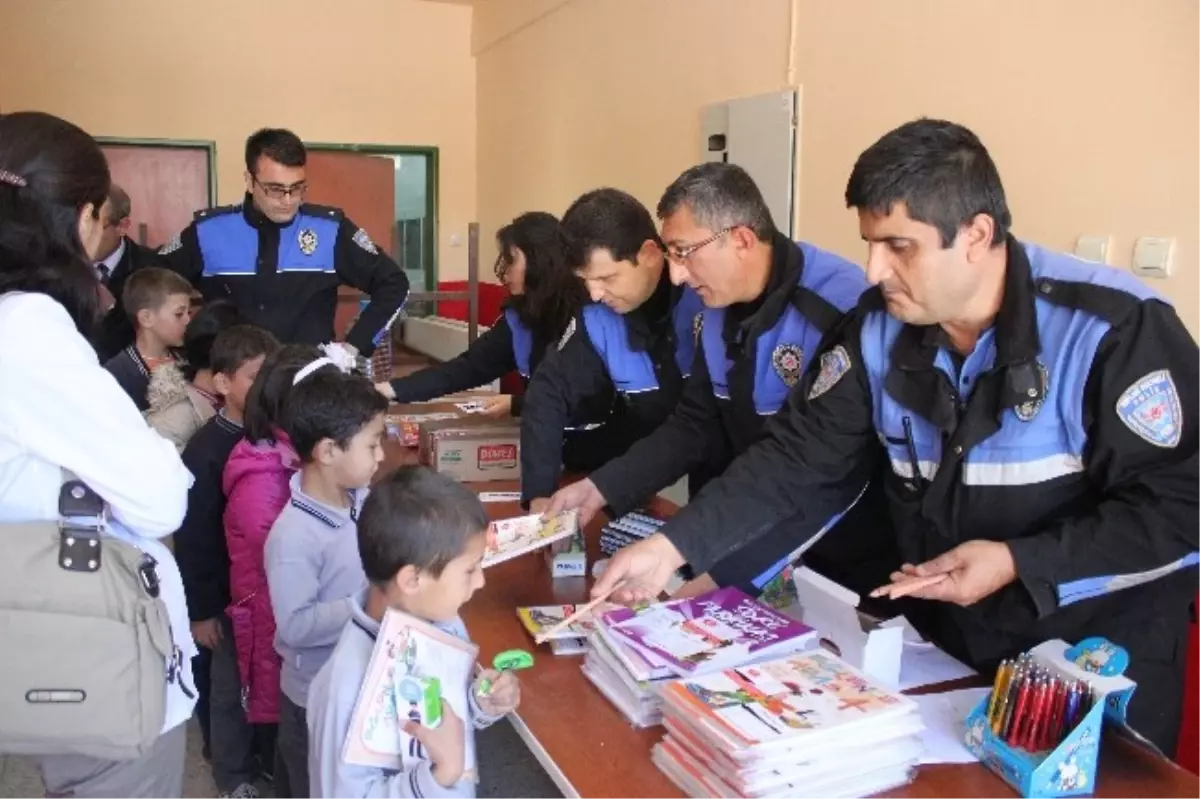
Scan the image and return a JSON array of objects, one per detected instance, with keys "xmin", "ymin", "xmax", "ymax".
[
  {"xmin": 603, "ymin": 587, "xmax": 815, "ymax": 677},
  {"xmin": 517, "ymin": 602, "xmax": 617, "ymax": 641},
  {"xmin": 662, "ymin": 649, "xmax": 917, "ymax": 753},
  {"xmin": 482, "ymin": 509, "xmax": 579, "ymax": 568},
  {"xmin": 342, "ymin": 608, "xmax": 479, "ymax": 774}
]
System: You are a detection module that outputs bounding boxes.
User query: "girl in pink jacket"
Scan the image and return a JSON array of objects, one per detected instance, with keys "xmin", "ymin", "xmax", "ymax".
[{"xmin": 222, "ymin": 345, "xmax": 319, "ymax": 725}]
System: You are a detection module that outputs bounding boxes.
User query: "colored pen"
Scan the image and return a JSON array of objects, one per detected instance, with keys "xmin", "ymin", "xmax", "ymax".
[
  {"xmin": 999, "ymin": 665, "xmax": 1025, "ymax": 739},
  {"xmin": 987, "ymin": 659, "xmax": 1012, "ymax": 726},
  {"xmin": 1007, "ymin": 671, "xmax": 1033, "ymax": 746}
]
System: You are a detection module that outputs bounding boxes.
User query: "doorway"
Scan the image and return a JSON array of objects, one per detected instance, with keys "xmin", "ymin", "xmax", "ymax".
[{"xmin": 97, "ymin": 138, "xmax": 216, "ymax": 248}]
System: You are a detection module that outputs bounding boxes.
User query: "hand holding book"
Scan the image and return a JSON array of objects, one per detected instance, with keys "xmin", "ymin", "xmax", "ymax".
[{"xmin": 402, "ymin": 700, "xmax": 465, "ymax": 788}]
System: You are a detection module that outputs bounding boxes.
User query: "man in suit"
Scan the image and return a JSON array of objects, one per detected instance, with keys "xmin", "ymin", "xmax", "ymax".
[{"xmin": 93, "ymin": 184, "xmax": 163, "ymax": 361}]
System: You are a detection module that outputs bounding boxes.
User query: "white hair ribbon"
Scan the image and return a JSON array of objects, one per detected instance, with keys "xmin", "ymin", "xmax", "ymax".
[{"xmin": 292, "ymin": 343, "xmax": 358, "ymax": 386}]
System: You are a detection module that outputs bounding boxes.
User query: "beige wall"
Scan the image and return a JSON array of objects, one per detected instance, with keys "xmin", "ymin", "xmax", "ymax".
[
  {"xmin": 475, "ymin": 0, "xmax": 1199, "ymax": 332},
  {"xmin": 0, "ymin": 0, "xmax": 477, "ymax": 279},
  {"xmin": 475, "ymin": 0, "xmax": 791, "ymax": 268}
]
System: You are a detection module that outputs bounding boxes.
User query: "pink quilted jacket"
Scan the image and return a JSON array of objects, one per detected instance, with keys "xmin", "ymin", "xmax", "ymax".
[{"xmin": 222, "ymin": 430, "xmax": 299, "ymax": 723}]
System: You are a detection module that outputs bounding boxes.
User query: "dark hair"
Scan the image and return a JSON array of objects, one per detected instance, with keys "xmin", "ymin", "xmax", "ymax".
[
  {"xmin": 657, "ymin": 163, "xmax": 776, "ymax": 241},
  {"xmin": 245, "ymin": 128, "xmax": 306, "ymax": 174},
  {"xmin": 560, "ymin": 188, "xmax": 661, "ymax": 269},
  {"xmin": 180, "ymin": 300, "xmax": 242, "ymax": 376},
  {"xmin": 285, "ymin": 369, "xmax": 388, "ymax": 461},
  {"xmin": 0, "ymin": 111, "xmax": 109, "ymax": 335},
  {"xmin": 243, "ymin": 343, "xmax": 321, "ymax": 444},
  {"xmin": 122, "ymin": 266, "xmax": 193, "ymax": 322},
  {"xmin": 106, "ymin": 184, "xmax": 131, "ymax": 223},
  {"xmin": 358, "ymin": 466, "xmax": 488, "ymax": 582},
  {"xmin": 845, "ymin": 119, "xmax": 1011, "ymax": 248},
  {"xmin": 496, "ymin": 212, "xmax": 586, "ymax": 343},
  {"xmin": 210, "ymin": 324, "xmax": 280, "ymax": 377}
]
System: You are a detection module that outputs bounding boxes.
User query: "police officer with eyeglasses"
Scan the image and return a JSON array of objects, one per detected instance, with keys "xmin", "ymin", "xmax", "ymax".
[{"xmin": 157, "ymin": 128, "xmax": 408, "ymax": 356}]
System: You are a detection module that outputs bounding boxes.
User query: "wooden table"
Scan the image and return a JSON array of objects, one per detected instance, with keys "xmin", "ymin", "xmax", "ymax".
[{"xmin": 381, "ymin": 442, "xmax": 1198, "ymax": 798}]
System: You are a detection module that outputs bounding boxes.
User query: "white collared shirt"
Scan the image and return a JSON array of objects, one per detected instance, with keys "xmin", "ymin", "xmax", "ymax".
[{"xmin": 96, "ymin": 237, "xmax": 126, "ymax": 281}]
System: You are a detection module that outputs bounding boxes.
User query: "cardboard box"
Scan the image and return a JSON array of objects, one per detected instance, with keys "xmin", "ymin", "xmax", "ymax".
[
  {"xmin": 387, "ymin": 402, "xmax": 467, "ymax": 447},
  {"xmin": 418, "ymin": 418, "xmax": 521, "ymax": 482}
]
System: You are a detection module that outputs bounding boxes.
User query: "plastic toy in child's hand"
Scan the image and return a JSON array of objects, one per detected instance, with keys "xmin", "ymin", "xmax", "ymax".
[
  {"xmin": 477, "ymin": 649, "xmax": 534, "ymax": 696},
  {"xmin": 395, "ymin": 674, "xmax": 443, "ymax": 728}
]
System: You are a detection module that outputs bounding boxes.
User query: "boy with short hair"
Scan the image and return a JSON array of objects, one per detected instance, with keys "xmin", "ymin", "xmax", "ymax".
[
  {"xmin": 307, "ymin": 466, "xmax": 521, "ymax": 798},
  {"xmin": 104, "ymin": 266, "xmax": 194, "ymax": 410},
  {"xmin": 264, "ymin": 367, "xmax": 390, "ymax": 798},
  {"xmin": 174, "ymin": 324, "xmax": 280, "ymax": 798}
]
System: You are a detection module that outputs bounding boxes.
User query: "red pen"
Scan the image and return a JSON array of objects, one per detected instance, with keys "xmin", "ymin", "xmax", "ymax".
[
  {"xmin": 1041, "ymin": 679, "xmax": 1063, "ymax": 750},
  {"xmin": 1007, "ymin": 672, "xmax": 1033, "ymax": 747},
  {"xmin": 1023, "ymin": 677, "xmax": 1049, "ymax": 750}
]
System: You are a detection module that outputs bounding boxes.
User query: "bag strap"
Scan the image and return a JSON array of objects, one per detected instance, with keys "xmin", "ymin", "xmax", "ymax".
[{"xmin": 57, "ymin": 469, "xmax": 105, "ymax": 574}]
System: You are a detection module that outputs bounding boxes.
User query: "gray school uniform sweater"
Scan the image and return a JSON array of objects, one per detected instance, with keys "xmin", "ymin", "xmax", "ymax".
[
  {"xmin": 264, "ymin": 472, "xmax": 369, "ymax": 708},
  {"xmin": 306, "ymin": 593, "xmax": 504, "ymax": 798}
]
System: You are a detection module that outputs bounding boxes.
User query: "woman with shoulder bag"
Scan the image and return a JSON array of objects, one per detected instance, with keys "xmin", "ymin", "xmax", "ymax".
[{"xmin": 0, "ymin": 111, "xmax": 194, "ymax": 797}]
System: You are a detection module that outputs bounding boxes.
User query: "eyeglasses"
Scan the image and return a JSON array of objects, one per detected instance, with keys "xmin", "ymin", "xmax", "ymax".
[
  {"xmin": 664, "ymin": 227, "xmax": 733, "ymax": 264},
  {"xmin": 253, "ymin": 176, "xmax": 307, "ymax": 201}
]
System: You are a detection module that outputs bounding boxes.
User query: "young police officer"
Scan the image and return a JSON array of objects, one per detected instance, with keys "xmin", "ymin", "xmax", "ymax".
[
  {"xmin": 520, "ymin": 188, "xmax": 704, "ymax": 510},
  {"xmin": 595, "ymin": 119, "xmax": 1199, "ymax": 753},
  {"xmin": 158, "ymin": 129, "xmax": 408, "ymax": 356},
  {"xmin": 545, "ymin": 163, "xmax": 894, "ymax": 599}
]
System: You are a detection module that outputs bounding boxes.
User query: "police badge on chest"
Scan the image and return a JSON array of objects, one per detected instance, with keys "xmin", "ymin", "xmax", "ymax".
[
  {"xmin": 298, "ymin": 228, "xmax": 318, "ymax": 256},
  {"xmin": 772, "ymin": 344, "xmax": 803, "ymax": 387}
]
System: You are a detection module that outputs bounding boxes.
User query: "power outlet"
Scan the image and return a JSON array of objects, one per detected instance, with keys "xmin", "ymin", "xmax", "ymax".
[
  {"xmin": 1074, "ymin": 234, "xmax": 1111, "ymax": 264},
  {"xmin": 1132, "ymin": 237, "xmax": 1175, "ymax": 278}
]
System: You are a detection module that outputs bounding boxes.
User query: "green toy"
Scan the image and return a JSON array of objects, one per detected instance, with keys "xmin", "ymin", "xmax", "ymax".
[{"xmin": 478, "ymin": 648, "xmax": 535, "ymax": 696}]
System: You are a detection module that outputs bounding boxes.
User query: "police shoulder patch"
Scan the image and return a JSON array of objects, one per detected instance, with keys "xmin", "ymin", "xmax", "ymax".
[
  {"xmin": 557, "ymin": 317, "xmax": 576, "ymax": 351},
  {"xmin": 1115, "ymin": 369, "xmax": 1182, "ymax": 448},
  {"xmin": 159, "ymin": 234, "xmax": 182, "ymax": 255},
  {"xmin": 772, "ymin": 343, "xmax": 803, "ymax": 387},
  {"xmin": 808, "ymin": 345, "xmax": 851, "ymax": 400},
  {"xmin": 352, "ymin": 228, "xmax": 378, "ymax": 255}
]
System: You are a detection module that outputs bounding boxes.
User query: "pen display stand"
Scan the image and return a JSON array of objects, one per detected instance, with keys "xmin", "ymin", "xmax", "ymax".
[{"xmin": 963, "ymin": 638, "xmax": 1137, "ymax": 798}]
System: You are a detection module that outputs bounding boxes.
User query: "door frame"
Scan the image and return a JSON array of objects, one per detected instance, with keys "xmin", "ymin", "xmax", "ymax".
[
  {"xmin": 305, "ymin": 142, "xmax": 440, "ymax": 291},
  {"xmin": 95, "ymin": 137, "xmax": 218, "ymax": 207}
]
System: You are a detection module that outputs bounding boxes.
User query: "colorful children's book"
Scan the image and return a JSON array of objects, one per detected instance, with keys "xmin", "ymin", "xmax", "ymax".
[
  {"xmin": 603, "ymin": 587, "xmax": 815, "ymax": 677},
  {"xmin": 483, "ymin": 509, "xmax": 579, "ymax": 568},
  {"xmin": 517, "ymin": 602, "xmax": 616, "ymax": 642},
  {"xmin": 661, "ymin": 649, "xmax": 918, "ymax": 757},
  {"xmin": 342, "ymin": 608, "xmax": 478, "ymax": 775}
]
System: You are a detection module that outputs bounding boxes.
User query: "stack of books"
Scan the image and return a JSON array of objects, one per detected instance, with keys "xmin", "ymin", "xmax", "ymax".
[
  {"xmin": 653, "ymin": 649, "xmax": 925, "ymax": 798},
  {"xmin": 599, "ymin": 510, "xmax": 665, "ymax": 557},
  {"xmin": 517, "ymin": 603, "xmax": 613, "ymax": 657},
  {"xmin": 582, "ymin": 587, "xmax": 817, "ymax": 729}
]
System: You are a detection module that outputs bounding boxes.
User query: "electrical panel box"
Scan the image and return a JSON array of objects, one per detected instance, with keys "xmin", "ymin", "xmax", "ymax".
[{"xmin": 701, "ymin": 89, "xmax": 798, "ymax": 236}]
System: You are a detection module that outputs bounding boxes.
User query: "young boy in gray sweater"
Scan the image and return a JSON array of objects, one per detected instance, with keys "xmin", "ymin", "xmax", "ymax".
[
  {"xmin": 307, "ymin": 467, "xmax": 521, "ymax": 798},
  {"xmin": 264, "ymin": 366, "xmax": 389, "ymax": 798}
]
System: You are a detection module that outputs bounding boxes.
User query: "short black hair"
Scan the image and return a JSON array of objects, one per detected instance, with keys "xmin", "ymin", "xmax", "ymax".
[
  {"xmin": 657, "ymin": 163, "xmax": 776, "ymax": 241},
  {"xmin": 243, "ymin": 343, "xmax": 321, "ymax": 444},
  {"xmin": 845, "ymin": 118, "xmax": 1011, "ymax": 248},
  {"xmin": 210, "ymin": 324, "xmax": 280, "ymax": 377},
  {"xmin": 245, "ymin": 128, "xmax": 306, "ymax": 174},
  {"xmin": 560, "ymin": 188, "xmax": 661, "ymax": 269},
  {"xmin": 181, "ymin": 300, "xmax": 242, "ymax": 375},
  {"xmin": 358, "ymin": 466, "xmax": 489, "ymax": 582},
  {"xmin": 285, "ymin": 369, "xmax": 388, "ymax": 461}
]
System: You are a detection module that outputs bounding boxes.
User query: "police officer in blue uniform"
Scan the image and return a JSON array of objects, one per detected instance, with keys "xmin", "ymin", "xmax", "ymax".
[
  {"xmin": 520, "ymin": 188, "xmax": 705, "ymax": 510},
  {"xmin": 376, "ymin": 211, "xmax": 615, "ymax": 469},
  {"xmin": 545, "ymin": 163, "xmax": 896, "ymax": 600},
  {"xmin": 158, "ymin": 128, "xmax": 408, "ymax": 355},
  {"xmin": 594, "ymin": 120, "xmax": 1198, "ymax": 752}
]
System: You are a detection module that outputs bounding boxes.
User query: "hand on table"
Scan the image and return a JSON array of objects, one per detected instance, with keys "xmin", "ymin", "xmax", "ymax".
[
  {"xmin": 543, "ymin": 478, "xmax": 607, "ymax": 527},
  {"xmin": 871, "ymin": 540, "xmax": 1017, "ymax": 606},
  {"xmin": 190, "ymin": 618, "xmax": 222, "ymax": 649},
  {"xmin": 474, "ymin": 669, "xmax": 521, "ymax": 716},
  {"xmin": 404, "ymin": 699, "xmax": 464, "ymax": 788},
  {"xmin": 476, "ymin": 395, "xmax": 513, "ymax": 419},
  {"xmin": 591, "ymin": 533, "xmax": 685, "ymax": 604}
]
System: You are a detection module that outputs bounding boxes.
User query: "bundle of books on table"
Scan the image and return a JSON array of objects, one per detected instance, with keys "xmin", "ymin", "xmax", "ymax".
[
  {"xmin": 599, "ymin": 510, "xmax": 664, "ymax": 557},
  {"xmin": 517, "ymin": 603, "xmax": 617, "ymax": 657},
  {"xmin": 653, "ymin": 649, "xmax": 925, "ymax": 798},
  {"xmin": 582, "ymin": 587, "xmax": 817, "ymax": 729}
]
